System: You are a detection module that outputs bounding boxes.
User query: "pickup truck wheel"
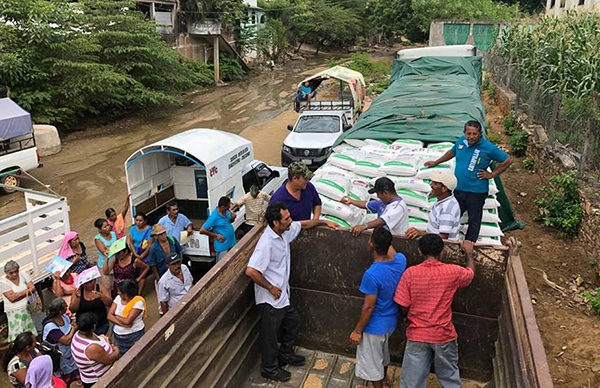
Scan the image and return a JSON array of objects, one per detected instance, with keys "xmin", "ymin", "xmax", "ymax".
[
  {"xmin": 0, "ymin": 314, "xmax": 9, "ymax": 351},
  {"xmin": 0, "ymin": 174, "xmax": 20, "ymax": 194}
]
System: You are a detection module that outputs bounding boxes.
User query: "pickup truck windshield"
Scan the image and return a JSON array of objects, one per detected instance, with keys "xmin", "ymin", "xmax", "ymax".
[{"xmin": 294, "ymin": 115, "xmax": 340, "ymax": 133}]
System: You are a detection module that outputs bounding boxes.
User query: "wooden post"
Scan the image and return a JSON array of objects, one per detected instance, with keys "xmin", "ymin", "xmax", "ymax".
[
  {"xmin": 548, "ymin": 80, "xmax": 566, "ymax": 143},
  {"xmin": 213, "ymin": 36, "xmax": 220, "ymax": 84},
  {"xmin": 579, "ymin": 93, "xmax": 596, "ymax": 176},
  {"xmin": 527, "ymin": 70, "xmax": 542, "ymax": 125},
  {"xmin": 149, "ymin": 2, "xmax": 155, "ymax": 20},
  {"xmin": 506, "ymin": 53, "xmax": 514, "ymax": 90}
]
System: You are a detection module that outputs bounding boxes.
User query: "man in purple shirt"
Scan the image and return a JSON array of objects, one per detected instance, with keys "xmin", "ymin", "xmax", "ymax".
[{"xmin": 269, "ymin": 162, "xmax": 322, "ymax": 221}]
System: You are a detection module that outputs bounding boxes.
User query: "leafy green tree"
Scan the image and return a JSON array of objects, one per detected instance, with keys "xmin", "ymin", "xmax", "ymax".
[{"xmin": 0, "ymin": 0, "xmax": 212, "ymax": 127}]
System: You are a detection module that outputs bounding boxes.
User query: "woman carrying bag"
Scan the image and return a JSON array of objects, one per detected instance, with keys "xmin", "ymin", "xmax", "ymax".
[{"xmin": 0, "ymin": 261, "xmax": 39, "ymax": 341}]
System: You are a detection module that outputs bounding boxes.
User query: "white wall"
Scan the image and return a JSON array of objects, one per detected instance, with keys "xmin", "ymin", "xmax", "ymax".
[{"xmin": 546, "ymin": 0, "xmax": 600, "ymax": 16}]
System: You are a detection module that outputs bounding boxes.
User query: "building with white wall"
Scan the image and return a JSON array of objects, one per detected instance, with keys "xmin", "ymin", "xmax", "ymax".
[{"xmin": 546, "ymin": 0, "xmax": 600, "ymax": 16}]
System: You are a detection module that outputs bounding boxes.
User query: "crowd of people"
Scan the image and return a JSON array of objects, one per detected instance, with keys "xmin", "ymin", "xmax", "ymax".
[{"xmin": 1, "ymin": 119, "xmax": 509, "ymax": 387}]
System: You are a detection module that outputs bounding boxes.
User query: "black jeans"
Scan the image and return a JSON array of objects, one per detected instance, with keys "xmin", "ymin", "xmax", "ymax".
[
  {"xmin": 257, "ymin": 303, "xmax": 300, "ymax": 373},
  {"xmin": 454, "ymin": 190, "xmax": 488, "ymax": 242}
]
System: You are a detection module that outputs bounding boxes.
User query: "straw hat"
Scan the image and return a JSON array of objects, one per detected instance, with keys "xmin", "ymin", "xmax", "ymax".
[{"xmin": 151, "ymin": 224, "xmax": 167, "ymax": 236}]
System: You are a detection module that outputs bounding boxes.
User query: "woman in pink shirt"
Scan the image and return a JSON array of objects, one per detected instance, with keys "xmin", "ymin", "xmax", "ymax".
[{"xmin": 105, "ymin": 194, "xmax": 131, "ymax": 239}]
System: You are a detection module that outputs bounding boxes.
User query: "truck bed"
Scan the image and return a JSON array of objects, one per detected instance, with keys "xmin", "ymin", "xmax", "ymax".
[
  {"xmin": 97, "ymin": 227, "xmax": 553, "ymax": 388},
  {"xmin": 242, "ymin": 347, "xmax": 487, "ymax": 388}
]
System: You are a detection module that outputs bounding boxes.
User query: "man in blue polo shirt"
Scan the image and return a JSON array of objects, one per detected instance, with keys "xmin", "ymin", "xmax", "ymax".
[
  {"xmin": 424, "ymin": 120, "xmax": 512, "ymax": 246},
  {"xmin": 270, "ymin": 162, "xmax": 322, "ymax": 221},
  {"xmin": 200, "ymin": 196, "xmax": 237, "ymax": 262},
  {"xmin": 158, "ymin": 201, "xmax": 193, "ymax": 243}
]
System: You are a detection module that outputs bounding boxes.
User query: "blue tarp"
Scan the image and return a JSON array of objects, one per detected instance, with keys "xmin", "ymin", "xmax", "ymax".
[{"xmin": 0, "ymin": 98, "xmax": 32, "ymax": 140}]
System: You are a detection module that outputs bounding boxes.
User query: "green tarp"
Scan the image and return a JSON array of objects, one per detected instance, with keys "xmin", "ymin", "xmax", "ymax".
[
  {"xmin": 472, "ymin": 24, "xmax": 499, "ymax": 51},
  {"xmin": 335, "ymin": 56, "xmax": 523, "ymax": 232}
]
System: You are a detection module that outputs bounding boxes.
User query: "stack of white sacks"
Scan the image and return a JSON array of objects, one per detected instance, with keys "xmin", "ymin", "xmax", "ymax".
[{"xmin": 311, "ymin": 138, "xmax": 503, "ymax": 245}]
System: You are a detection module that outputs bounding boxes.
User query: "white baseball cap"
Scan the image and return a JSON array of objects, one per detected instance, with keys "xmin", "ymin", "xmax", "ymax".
[{"xmin": 429, "ymin": 170, "xmax": 457, "ymax": 191}]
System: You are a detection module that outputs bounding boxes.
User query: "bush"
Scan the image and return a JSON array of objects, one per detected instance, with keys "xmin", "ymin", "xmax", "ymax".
[
  {"xmin": 510, "ymin": 130, "xmax": 528, "ymax": 157},
  {"xmin": 211, "ymin": 54, "xmax": 245, "ymax": 82},
  {"xmin": 487, "ymin": 83, "xmax": 497, "ymax": 100},
  {"xmin": 523, "ymin": 157, "xmax": 535, "ymax": 171},
  {"xmin": 487, "ymin": 130, "xmax": 502, "ymax": 144},
  {"xmin": 501, "ymin": 111, "xmax": 518, "ymax": 135},
  {"xmin": 482, "ymin": 78, "xmax": 490, "ymax": 91},
  {"xmin": 583, "ymin": 288, "xmax": 600, "ymax": 315},
  {"xmin": 534, "ymin": 171, "xmax": 583, "ymax": 237}
]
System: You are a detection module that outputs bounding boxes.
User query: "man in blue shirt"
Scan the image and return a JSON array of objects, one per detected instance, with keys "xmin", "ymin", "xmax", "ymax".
[
  {"xmin": 270, "ymin": 162, "xmax": 322, "ymax": 221},
  {"xmin": 424, "ymin": 120, "xmax": 513, "ymax": 246},
  {"xmin": 158, "ymin": 201, "xmax": 193, "ymax": 243},
  {"xmin": 349, "ymin": 227, "xmax": 406, "ymax": 388},
  {"xmin": 200, "ymin": 196, "xmax": 237, "ymax": 262}
]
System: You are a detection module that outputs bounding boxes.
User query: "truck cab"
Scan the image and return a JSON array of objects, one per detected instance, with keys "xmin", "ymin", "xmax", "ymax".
[
  {"xmin": 281, "ymin": 109, "xmax": 352, "ymax": 168},
  {"xmin": 124, "ymin": 128, "xmax": 286, "ymax": 264},
  {"xmin": 0, "ymin": 98, "xmax": 41, "ymax": 193}
]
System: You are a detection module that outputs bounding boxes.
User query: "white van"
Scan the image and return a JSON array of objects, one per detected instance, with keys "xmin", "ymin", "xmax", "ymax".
[
  {"xmin": 396, "ymin": 45, "xmax": 477, "ymax": 60},
  {"xmin": 124, "ymin": 129, "xmax": 286, "ymax": 262},
  {"xmin": 0, "ymin": 98, "xmax": 41, "ymax": 193}
]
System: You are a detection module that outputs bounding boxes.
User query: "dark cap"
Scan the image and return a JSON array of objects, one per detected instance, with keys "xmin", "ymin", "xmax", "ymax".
[
  {"xmin": 368, "ymin": 177, "xmax": 396, "ymax": 194},
  {"xmin": 288, "ymin": 162, "xmax": 314, "ymax": 180},
  {"xmin": 166, "ymin": 253, "xmax": 183, "ymax": 266}
]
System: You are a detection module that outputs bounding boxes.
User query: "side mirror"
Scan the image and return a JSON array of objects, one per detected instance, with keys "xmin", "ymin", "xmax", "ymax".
[
  {"xmin": 272, "ymin": 170, "xmax": 280, "ymax": 178},
  {"xmin": 287, "ymin": 124, "xmax": 293, "ymax": 131},
  {"xmin": 343, "ymin": 124, "xmax": 352, "ymax": 131}
]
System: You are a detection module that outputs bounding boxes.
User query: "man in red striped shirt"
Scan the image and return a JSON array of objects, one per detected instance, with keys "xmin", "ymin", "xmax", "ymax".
[{"xmin": 394, "ymin": 234, "xmax": 475, "ymax": 388}]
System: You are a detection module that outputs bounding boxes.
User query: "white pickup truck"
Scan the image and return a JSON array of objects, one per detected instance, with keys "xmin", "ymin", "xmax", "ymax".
[
  {"xmin": 281, "ymin": 105, "xmax": 354, "ymax": 168},
  {"xmin": 0, "ymin": 188, "xmax": 71, "ymax": 344},
  {"xmin": 0, "ymin": 98, "xmax": 41, "ymax": 193}
]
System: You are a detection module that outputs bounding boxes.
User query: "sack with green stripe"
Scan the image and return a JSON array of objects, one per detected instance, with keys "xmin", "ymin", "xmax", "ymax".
[
  {"xmin": 461, "ymin": 222, "xmax": 503, "ymax": 237},
  {"xmin": 313, "ymin": 173, "xmax": 350, "ymax": 201},
  {"xmin": 353, "ymin": 155, "xmax": 385, "ymax": 178},
  {"xmin": 415, "ymin": 162, "xmax": 455, "ymax": 179},
  {"xmin": 329, "ymin": 149, "xmax": 363, "ymax": 170},
  {"xmin": 321, "ymin": 214, "xmax": 352, "ymax": 229},
  {"xmin": 380, "ymin": 159, "xmax": 418, "ymax": 177},
  {"xmin": 408, "ymin": 216, "xmax": 428, "ymax": 231},
  {"xmin": 427, "ymin": 142, "xmax": 454, "ymax": 151},
  {"xmin": 389, "ymin": 139, "xmax": 424, "ymax": 150},
  {"xmin": 397, "ymin": 188, "xmax": 431, "ymax": 209},
  {"xmin": 392, "ymin": 177, "xmax": 431, "ymax": 193},
  {"xmin": 320, "ymin": 197, "xmax": 364, "ymax": 226}
]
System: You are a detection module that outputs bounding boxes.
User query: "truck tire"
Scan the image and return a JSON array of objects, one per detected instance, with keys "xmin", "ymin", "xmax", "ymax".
[
  {"xmin": 0, "ymin": 174, "xmax": 20, "ymax": 194},
  {"xmin": 0, "ymin": 314, "xmax": 9, "ymax": 350}
]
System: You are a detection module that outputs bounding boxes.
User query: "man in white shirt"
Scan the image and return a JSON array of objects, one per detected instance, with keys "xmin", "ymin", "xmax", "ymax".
[
  {"xmin": 342, "ymin": 177, "xmax": 409, "ymax": 237},
  {"xmin": 406, "ymin": 170, "xmax": 461, "ymax": 241},
  {"xmin": 245, "ymin": 202, "xmax": 338, "ymax": 382},
  {"xmin": 157, "ymin": 253, "xmax": 193, "ymax": 314}
]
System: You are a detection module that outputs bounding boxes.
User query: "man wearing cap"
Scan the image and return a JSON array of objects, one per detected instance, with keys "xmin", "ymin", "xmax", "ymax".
[
  {"xmin": 157, "ymin": 253, "xmax": 193, "ymax": 314},
  {"xmin": 341, "ymin": 177, "xmax": 409, "ymax": 237},
  {"xmin": 424, "ymin": 120, "xmax": 512, "ymax": 247},
  {"xmin": 269, "ymin": 162, "xmax": 322, "ymax": 221},
  {"xmin": 405, "ymin": 170, "xmax": 461, "ymax": 241}
]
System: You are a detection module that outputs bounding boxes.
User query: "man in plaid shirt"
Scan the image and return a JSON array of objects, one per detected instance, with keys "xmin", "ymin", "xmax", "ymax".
[{"xmin": 394, "ymin": 234, "xmax": 475, "ymax": 388}]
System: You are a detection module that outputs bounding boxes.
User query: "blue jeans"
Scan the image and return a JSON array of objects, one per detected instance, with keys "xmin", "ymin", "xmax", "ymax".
[
  {"xmin": 114, "ymin": 328, "xmax": 145, "ymax": 356},
  {"xmin": 400, "ymin": 340, "xmax": 461, "ymax": 388},
  {"xmin": 215, "ymin": 250, "xmax": 228, "ymax": 262}
]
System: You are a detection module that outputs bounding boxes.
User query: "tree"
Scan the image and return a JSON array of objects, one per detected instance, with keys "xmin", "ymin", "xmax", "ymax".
[{"xmin": 0, "ymin": 0, "xmax": 212, "ymax": 127}]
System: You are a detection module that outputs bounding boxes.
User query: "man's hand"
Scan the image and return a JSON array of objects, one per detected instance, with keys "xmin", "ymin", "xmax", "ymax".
[
  {"xmin": 423, "ymin": 160, "xmax": 437, "ymax": 168},
  {"xmin": 349, "ymin": 331, "xmax": 361, "ymax": 346},
  {"xmin": 269, "ymin": 285, "xmax": 282, "ymax": 300},
  {"xmin": 405, "ymin": 227, "xmax": 423, "ymax": 239},
  {"xmin": 53, "ymin": 271, "xmax": 61, "ymax": 280},
  {"xmin": 323, "ymin": 221, "xmax": 340, "ymax": 230},
  {"xmin": 462, "ymin": 240, "xmax": 474, "ymax": 254},
  {"xmin": 340, "ymin": 196, "xmax": 352, "ymax": 205},
  {"xmin": 351, "ymin": 224, "xmax": 367, "ymax": 237},
  {"xmin": 477, "ymin": 169, "xmax": 494, "ymax": 180},
  {"xmin": 215, "ymin": 234, "xmax": 225, "ymax": 243}
]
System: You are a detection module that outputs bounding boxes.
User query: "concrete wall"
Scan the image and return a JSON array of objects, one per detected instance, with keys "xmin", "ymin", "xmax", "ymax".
[
  {"xmin": 546, "ymin": 0, "xmax": 600, "ymax": 16},
  {"xmin": 164, "ymin": 33, "xmax": 211, "ymax": 62},
  {"xmin": 429, "ymin": 20, "xmax": 507, "ymax": 55}
]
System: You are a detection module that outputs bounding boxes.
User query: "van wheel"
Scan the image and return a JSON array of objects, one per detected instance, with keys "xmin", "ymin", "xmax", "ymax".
[{"xmin": 0, "ymin": 174, "xmax": 20, "ymax": 194}]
